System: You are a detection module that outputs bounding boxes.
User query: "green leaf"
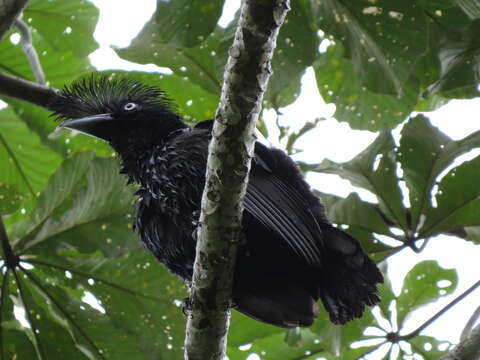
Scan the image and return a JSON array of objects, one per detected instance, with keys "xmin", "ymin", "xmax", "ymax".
[
  {"xmin": 396, "ymin": 260, "xmax": 457, "ymax": 326},
  {"xmin": 0, "ymin": 183, "xmax": 24, "ymax": 215},
  {"xmin": 10, "ymin": 270, "xmax": 89, "ymax": 359},
  {"xmin": 398, "ymin": 115, "xmax": 480, "ymax": 232},
  {"xmin": 21, "ymin": 250, "xmax": 188, "ymax": 359},
  {"xmin": 465, "ymin": 226, "xmax": 480, "ymax": 243},
  {"xmin": 425, "ymin": 19, "xmax": 480, "ymax": 98},
  {"xmin": 227, "ymin": 329, "xmax": 325, "ymax": 360},
  {"xmin": 420, "ymin": 155, "xmax": 480, "ymax": 237},
  {"xmin": 0, "ymin": 107, "xmax": 62, "ymax": 196},
  {"xmin": 116, "ymin": 20, "xmax": 223, "ymax": 94},
  {"xmin": 310, "ymin": 307, "xmax": 376, "ymax": 357},
  {"xmin": 313, "ymin": 0, "xmax": 430, "ymax": 95},
  {"xmin": 0, "ymin": 28, "xmax": 92, "ymax": 88},
  {"xmin": 12, "ymin": 152, "xmax": 136, "ymax": 256},
  {"xmin": 228, "ymin": 312, "xmax": 282, "ymax": 348},
  {"xmin": 377, "ymin": 263, "xmax": 396, "ymax": 326},
  {"xmin": 318, "ymin": 192, "xmax": 392, "ymax": 236},
  {"xmin": 0, "ymin": 272, "xmax": 37, "ymax": 360},
  {"xmin": 314, "ymin": 43, "xmax": 418, "ymax": 131},
  {"xmin": 314, "ymin": 132, "xmax": 407, "ymax": 230},
  {"xmin": 24, "ymin": 0, "xmax": 99, "ymax": 57},
  {"xmin": 408, "ymin": 335, "xmax": 452, "ymax": 360},
  {"xmin": 263, "ymin": 0, "xmax": 318, "ymax": 108},
  {"xmin": 155, "ymin": 0, "xmax": 224, "ymax": 47}
]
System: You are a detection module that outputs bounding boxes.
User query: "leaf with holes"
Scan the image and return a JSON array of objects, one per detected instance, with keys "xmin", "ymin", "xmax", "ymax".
[
  {"xmin": 313, "ymin": 43, "xmax": 418, "ymax": 131},
  {"xmin": 155, "ymin": 0, "xmax": 224, "ymax": 47},
  {"xmin": 116, "ymin": 20, "xmax": 223, "ymax": 94},
  {"xmin": 0, "ymin": 27, "xmax": 92, "ymax": 88},
  {"xmin": 420, "ymin": 155, "xmax": 480, "ymax": 237},
  {"xmin": 396, "ymin": 260, "xmax": 457, "ymax": 326},
  {"xmin": 406, "ymin": 335, "xmax": 451, "ymax": 359},
  {"xmin": 23, "ymin": 0, "xmax": 99, "ymax": 57},
  {"xmin": 398, "ymin": 115, "xmax": 480, "ymax": 232}
]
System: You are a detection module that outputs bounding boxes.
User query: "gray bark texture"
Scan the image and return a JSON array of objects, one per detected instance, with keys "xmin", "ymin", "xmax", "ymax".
[
  {"xmin": 0, "ymin": 0, "xmax": 28, "ymax": 40},
  {"xmin": 184, "ymin": 0, "xmax": 290, "ymax": 359},
  {"xmin": 440, "ymin": 310, "xmax": 480, "ymax": 360}
]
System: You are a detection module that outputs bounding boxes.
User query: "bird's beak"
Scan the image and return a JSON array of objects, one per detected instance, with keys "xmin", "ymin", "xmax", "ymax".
[{"xmin": 61, "ymin": 113, "xmax": 114, "ymax": 141}]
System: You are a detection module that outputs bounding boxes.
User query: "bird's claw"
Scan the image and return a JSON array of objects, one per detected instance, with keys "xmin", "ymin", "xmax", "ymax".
[{"xmin": 182, "ymin": 297, "xmax": 193, "ymax": 316}]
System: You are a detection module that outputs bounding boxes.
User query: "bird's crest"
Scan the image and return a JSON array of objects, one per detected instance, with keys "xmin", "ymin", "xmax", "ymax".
[{"xmin": 49, "ymin": 75, "xmax": 176, "ymax": 121}]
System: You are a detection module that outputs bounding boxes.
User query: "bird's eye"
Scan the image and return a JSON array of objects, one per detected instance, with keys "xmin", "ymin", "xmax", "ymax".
[{"xmin": 124, "ymin": 102, "xmax": 137, "ymax": 111}]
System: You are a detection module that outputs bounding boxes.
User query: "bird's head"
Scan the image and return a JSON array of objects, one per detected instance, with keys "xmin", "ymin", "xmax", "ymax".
[{"xmin": 50, "ymin": 76, "xmax": 186, "ymax": 153}]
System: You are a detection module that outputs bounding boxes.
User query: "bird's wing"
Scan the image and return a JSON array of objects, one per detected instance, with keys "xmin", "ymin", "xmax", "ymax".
[
  {"xmin": 245, "ymin": 142, "xmax": 325, "ymax": 267},
  {"xmin": 194, "ymin": 121, "xmax": 325, "ymax": 267}
]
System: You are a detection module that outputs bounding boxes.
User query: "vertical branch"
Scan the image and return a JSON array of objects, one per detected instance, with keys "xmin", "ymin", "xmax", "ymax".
[{"xmin": 184, "ymin": 0, "xmax": 290, "ymax": 359}]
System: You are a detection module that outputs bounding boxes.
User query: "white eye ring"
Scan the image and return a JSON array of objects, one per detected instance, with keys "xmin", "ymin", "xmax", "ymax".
[{"xmin": 124, "ymin": 102, "xmax": 137, "ymax": 111}]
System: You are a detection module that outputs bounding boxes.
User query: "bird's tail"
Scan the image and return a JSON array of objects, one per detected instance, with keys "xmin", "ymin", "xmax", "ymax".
[
  {"xmin": 233, "ymin": 276, "xmax": 319, "ymax": 328},
  {"xmin": 319, "ymin": 226, "xmax": 383, "ymax": 324}
]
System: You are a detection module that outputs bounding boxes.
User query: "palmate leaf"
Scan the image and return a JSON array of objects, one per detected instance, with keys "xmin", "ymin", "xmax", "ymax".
[
  {"xmin": 313, "ymin": 115, "xmax": 480, "ymax": 248},
  {"xmin": 420, "ymin": 155, "xmax": 480, "ymax": 238},
  {"xmin": 314, "ymin": 131, "xmax": 408, "ymax": 231},
  {"xmin": 396, "ymin": 260, "xmax": 457, "ymax": 326},
  {"xmin": 398, "ymin": 115, "xmax": 480, "ymax": 232},
  {"xmin": 316, "ymin": 192, "xmax": 399, "ymax": 262},
  {"xmin": 11, "ymin": 152, "xmax": 136, "ymax": 257}
]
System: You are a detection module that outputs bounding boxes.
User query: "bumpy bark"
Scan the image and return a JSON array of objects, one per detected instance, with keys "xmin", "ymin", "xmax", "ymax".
[{"xmin": 184, "ymin": 1, "xmax": 290, "ymax": 359}]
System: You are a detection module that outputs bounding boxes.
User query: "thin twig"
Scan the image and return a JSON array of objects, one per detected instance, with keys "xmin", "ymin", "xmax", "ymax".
[
  {"xmin": 399, "ymin": 279, "xmax": 480, "ymax": 340},
  {"xmin": 15, "ymin": 18, "xmax": 45, "ymax": 84},
  {"xmin": 0, "ymin": 269, "xmax": 10, "ymax": 359},
  {"xmin": 0, "ymin": 210, "xmax": 19, "ymax": 268}
]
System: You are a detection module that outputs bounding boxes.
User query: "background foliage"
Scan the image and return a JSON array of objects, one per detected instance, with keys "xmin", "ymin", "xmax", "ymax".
[{"xmin": 1, "ymin": 0, "xmax": 480, "ymax": 359}]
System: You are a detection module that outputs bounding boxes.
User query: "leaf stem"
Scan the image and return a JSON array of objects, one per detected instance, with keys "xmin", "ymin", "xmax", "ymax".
[
  {"xmin": 0, "ymin": 269, "xmax": 10, "ymax": 359},
  {"xmin": 12, "ymin": 269, "xmax": 46, "ymax": 359},
  {"xmin": 398, "ymin": 279, "xmax": 480, "ymax": 341},
  {"xmin": 19, "ymin": 265, "xmax": 106, "ymax": 359},
  {"xmin": 26, "ymin": 258, "xmax": 165, "ymax": 301},
  {"xmin": 0, "ymin": 210, "xmax": 19, "ymax": 269}
]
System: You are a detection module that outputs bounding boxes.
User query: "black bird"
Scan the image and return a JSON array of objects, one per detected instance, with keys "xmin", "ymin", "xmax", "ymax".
[{"xmin": 50, "ymin": 76, "xmax": 383, "ymax": 328}]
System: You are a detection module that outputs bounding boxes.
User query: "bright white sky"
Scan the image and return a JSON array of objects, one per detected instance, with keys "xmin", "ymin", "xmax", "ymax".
[{"xmin": 9, "ymin": 0, "xmax": 480, "ymax": 358}]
